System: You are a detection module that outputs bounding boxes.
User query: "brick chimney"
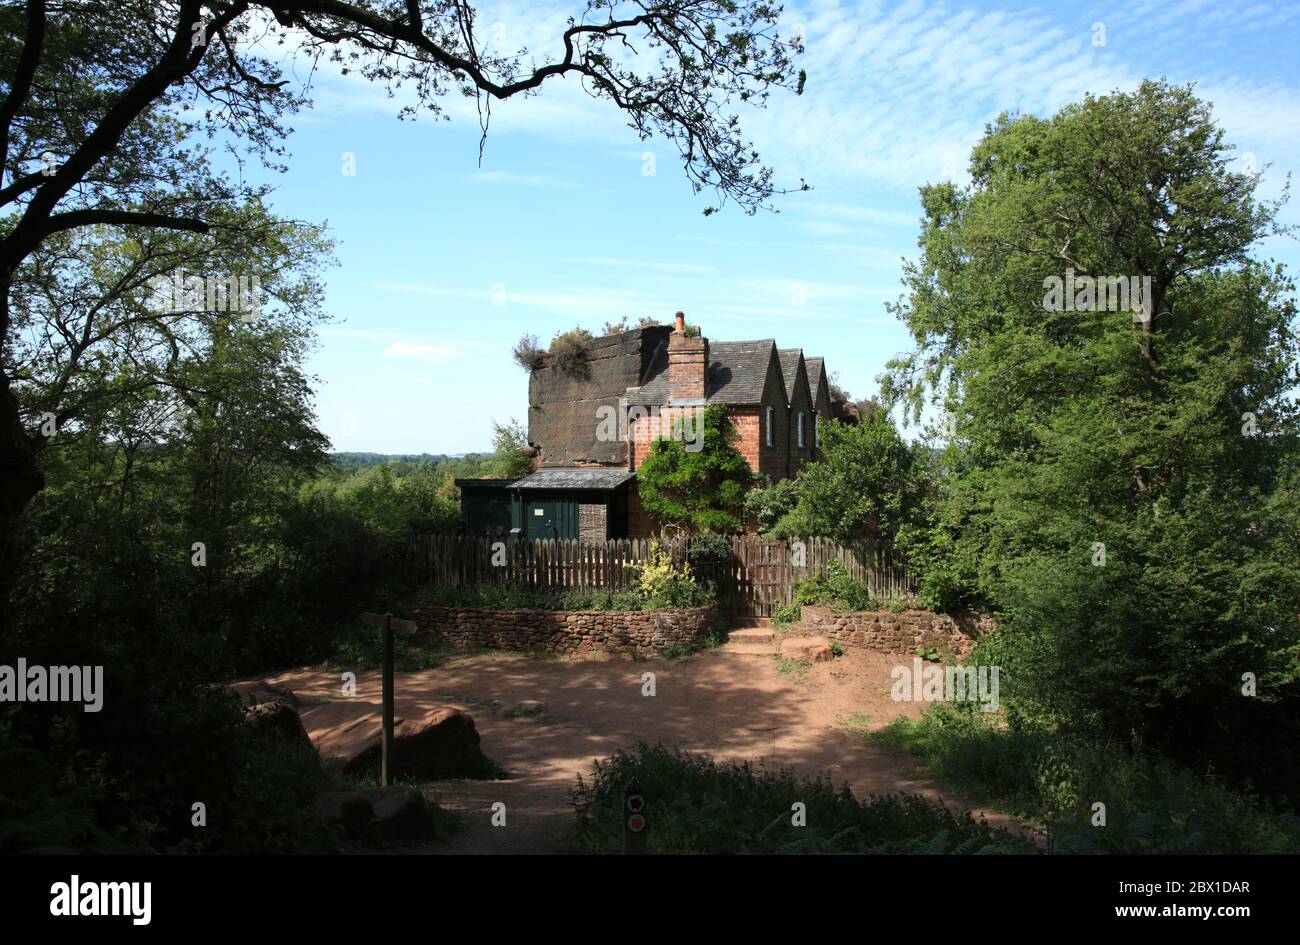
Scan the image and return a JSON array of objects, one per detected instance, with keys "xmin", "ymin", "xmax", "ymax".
[{"xmin": 666, "ymin": 310, "xmax": 707, "ymax": 402}]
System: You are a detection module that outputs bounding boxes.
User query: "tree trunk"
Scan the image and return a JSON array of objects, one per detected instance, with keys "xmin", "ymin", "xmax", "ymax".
[{"xmin": 0, "ymin": 366, "xmax": 44, "ymax": 612}]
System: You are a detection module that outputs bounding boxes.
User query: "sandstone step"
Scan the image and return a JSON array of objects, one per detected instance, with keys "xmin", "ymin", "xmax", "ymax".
[
  {"xmin": 779, "ymin": 636, "xmax": 834, "ymax": 662},
  {"xmin": 719, "ymin": 642, "xmax": 780, "ymax": 656},
  {"xmin": 728, "ymin": 628, "xmax": 775, "ymax": 643}
]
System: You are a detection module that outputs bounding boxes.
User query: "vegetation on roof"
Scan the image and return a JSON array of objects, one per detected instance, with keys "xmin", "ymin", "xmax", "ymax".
[
  {"xmin": 512, "ymin": 333, "xmax": 545, "ymax": 371},
  {"xmin": 548, "ymin": 326, "xmax": 595, "ymax": 378}
]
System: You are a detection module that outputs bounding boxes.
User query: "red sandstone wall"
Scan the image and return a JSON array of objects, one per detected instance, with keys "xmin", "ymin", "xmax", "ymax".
[{"xmin": 411, "ymin": 605, "xmax": 717, "ymax": 658}]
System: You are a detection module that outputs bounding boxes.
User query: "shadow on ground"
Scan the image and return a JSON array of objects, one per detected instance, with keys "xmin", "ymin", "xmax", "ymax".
[{"xmin": 250, "ymin": 647, "xmax": 1027, "ymax": 854}]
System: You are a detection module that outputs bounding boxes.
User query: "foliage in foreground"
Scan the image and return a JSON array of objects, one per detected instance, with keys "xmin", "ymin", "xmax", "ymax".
[
  {"xmin": 874, "ymin": 703, "xmax": 1300, "ymax": 855},
  {"xmin": 570, "ymin": 742, "xmax": 1034, "ymax": 854},
  {"xmin": 0, "ymin": 697, "xmax": 338, "ymax": 854}
]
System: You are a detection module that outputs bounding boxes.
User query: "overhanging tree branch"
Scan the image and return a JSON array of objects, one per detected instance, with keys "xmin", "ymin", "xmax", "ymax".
[{"xmin": 43, "ymin": 209, "xmax": 211, "ymax": 236}]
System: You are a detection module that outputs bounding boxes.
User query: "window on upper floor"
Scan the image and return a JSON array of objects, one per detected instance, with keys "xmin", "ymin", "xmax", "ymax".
[
  {"xmin": 797, "ymin": 411, "xmax": 806, "ymax": 449},
  {"xmin": 814, "ymin": 413, "xmax": 821, "ymax": 448},
  {"xmin": 765, "ymin": 405, "xmax": 774, "ymax": 447}
]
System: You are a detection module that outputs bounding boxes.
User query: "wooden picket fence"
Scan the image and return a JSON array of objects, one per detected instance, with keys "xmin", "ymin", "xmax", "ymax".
[{"xmin": 406, "ymin": 534, "xmax": 914, "ymax": 619}]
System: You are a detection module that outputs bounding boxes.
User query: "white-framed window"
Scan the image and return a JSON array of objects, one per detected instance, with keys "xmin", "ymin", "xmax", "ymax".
[
  {"xmin": 814, "ymin": 413, "xmax": 821, "ymax": 448},
  {"xmin": 765, "ymin": 405, "xmax": 775, "ymax": 447},
  {"xmin": 797, "ymin": 411, "xmax": 806, "ymax": 449}
]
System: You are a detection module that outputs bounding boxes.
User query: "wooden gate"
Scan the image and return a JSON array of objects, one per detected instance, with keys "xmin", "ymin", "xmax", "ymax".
[{"xmin": 725, "ymin": 536, "xmax": 915, "ymax": 620}]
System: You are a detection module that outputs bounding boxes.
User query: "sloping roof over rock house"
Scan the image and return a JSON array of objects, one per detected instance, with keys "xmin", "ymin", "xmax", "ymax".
[{"xmin": 511, "ymin": 468, "xmax": 635, "ymax": 490}]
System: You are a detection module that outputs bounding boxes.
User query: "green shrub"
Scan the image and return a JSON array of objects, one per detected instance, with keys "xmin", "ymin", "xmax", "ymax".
[
  {"xmin": 634, "ymin": 404, "xmax": 755, "ymax": 532},
  {"xmin": 571, "ymin": 742, "xmax": 1034, "ymax": 854},
  {"xmin": 772, "ymin": 602, "xmax": 801, "ymax": 626},
  {"xmin": 875, "ymin": 704, "xmax": 1300, "ymax": 854},
  {"xmin": 792, "ymin": 560, "xmax": 871, "ymax": 611},
  {"xmin": 625, "ymin": 539, "xmax": 714, "ymax": 608},
  {"xmin": 685, "ymin": 532, "xmax": 732, "ymax": 595},
  {"xmin": 743, "ymin": 479, "xmax": 799, "ymax": 534},
  {"xmin": 0, "ymin": 694, "xmax": 339, "ymax": 854}
]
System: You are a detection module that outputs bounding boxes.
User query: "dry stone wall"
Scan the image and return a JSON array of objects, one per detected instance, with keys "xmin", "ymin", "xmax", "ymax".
[
  {"xmin": 411, "ymin": 605, "xmax": 717, "ymax": 658},
  {"xmin": 800, "ymin": 605, "xmax": 992, "ymax": 657}
]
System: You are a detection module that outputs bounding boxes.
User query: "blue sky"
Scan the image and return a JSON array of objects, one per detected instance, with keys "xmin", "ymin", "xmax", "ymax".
[{"xmin": 238, "ymin": 0, "xmax": 1300, "ymax": 454}]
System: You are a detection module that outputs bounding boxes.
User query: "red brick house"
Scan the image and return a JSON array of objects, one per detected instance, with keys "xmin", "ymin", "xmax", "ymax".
[{"xmin": 459, "ymin": 313, "xmax": 841, "ymax": 539}]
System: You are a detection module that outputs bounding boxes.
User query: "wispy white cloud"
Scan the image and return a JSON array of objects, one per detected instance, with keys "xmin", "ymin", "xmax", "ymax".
[
  {"xmin": 382, "ymin": 341, "xmax": 462, "ymax": 360},
  {"xmin": 789, "ymin": 220, "xmax": 859, "ymax": 237},
  {"xmin": 791, "ymin": 202, "xmax": 918, "ymax": 227},
  {"xmin": 261, "ymin": 0, "xmax": 1300, "ymax": 202},
  {"xmin": 375, "ymin": 271, "xmax": 900, "ymax": 329}
]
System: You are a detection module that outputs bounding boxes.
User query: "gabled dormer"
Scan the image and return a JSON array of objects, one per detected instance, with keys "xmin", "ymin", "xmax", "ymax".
[{"xmin": 778, "ymin": 348, "xmax": 815, "ymax": 472}]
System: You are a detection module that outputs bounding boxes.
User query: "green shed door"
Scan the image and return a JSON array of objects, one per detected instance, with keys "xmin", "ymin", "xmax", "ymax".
[{"xmin": 525, "ymin": 498, "xmax": 577, "ymax": 539}]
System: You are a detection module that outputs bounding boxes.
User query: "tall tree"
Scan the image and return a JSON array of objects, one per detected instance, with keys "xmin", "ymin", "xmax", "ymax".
[
  {"xmin": 490, "ymin": 418, "xmax": 533, "ymax": 479},
  {"xmin": 882, "ymin": 80, "xmax": 1300, "ymax": 788}
]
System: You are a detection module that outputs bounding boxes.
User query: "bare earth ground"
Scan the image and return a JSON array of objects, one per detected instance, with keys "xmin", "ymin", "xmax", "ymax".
[{"xmin": 252, "ymin": 646, "xmax": 1030, "ymax": 854}]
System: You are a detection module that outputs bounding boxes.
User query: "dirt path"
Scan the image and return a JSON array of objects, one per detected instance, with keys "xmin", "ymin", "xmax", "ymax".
[{"xmin": 251, "ymin": 646, "xmax": 1028, "ymax": 853}]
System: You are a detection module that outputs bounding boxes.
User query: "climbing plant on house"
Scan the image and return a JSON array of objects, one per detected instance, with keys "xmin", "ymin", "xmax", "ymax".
[{"xmin": 636, "ymin": 405, "xmax": 755, "ymax": 532}]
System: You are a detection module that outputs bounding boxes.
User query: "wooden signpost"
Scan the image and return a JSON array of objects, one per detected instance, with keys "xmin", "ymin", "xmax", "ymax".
[
  {"xmin": 623, "ymin": 779, "xmax": 647, "ymax": 855},
  {"xmin": 360, "ymin": 611, "xmax": 418, "ymax": 787}
]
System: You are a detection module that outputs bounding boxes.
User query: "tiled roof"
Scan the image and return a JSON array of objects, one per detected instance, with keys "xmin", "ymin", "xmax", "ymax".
[
  {"xmin": 624, "ymin": 337, "xmax": 778, "ymax": 406},
  {"xmin": 805, "ymin": 356, "xmax": 825, "ymax": 402},
  {"xmin": 777, "ymin": 348, "xmax": 803, "ymax": 402},
  {"xmin": 511, "ymin": 467, "xmax": 634, "ymax": 490},
  {"xmin": 705, "ymin": 339, "xmax": 777, "ymax": 404}
]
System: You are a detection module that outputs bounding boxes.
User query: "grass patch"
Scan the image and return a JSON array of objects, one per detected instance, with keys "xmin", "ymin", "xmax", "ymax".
[
  {"xmin": 659, "ymin": 630, "xmax": 726, "ymax": 661},
  {"xmin": 570, "ymin": 742, "xmax": 1034, "ymax": 854},
  {"xmin": 774, "ymin": 655, "xmax": 812, "ymax": 684},
  {"xmin": 873, "ymin": 705, "xmax": 1300, "ymax": 854},
  {"xmin": 504, "ymin": 703, "xmax": 545, "ymax": 720},
  {"xmin": 834, "ymin": 712, "xmax": 873, "ymax": 735}
]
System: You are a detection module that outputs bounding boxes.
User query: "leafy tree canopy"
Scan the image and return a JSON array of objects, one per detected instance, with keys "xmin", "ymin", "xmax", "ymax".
[
  {"xmin": 881, "ymin": 79, "xmax": 1300, "ymax": 792},
  {"xmin": 775, "ymin": 412, "xmax": 928, "ymax": 545}
]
